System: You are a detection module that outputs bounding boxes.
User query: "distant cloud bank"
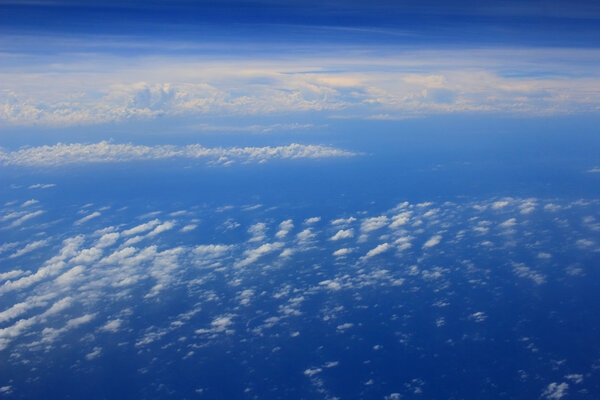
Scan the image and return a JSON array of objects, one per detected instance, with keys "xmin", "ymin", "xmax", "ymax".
[{"xmin": 0, "ymin": 142, "xmax": 357, "ymax": 167}]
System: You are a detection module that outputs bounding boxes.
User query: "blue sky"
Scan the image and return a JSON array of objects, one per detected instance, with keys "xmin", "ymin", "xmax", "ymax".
[
  {"xmin": 1, "ymin": 0, "xmax": 600, "ymax": 140},
  {"xmin": 2, "ymin": 4, "xmax": 600, "ymax": 399}
]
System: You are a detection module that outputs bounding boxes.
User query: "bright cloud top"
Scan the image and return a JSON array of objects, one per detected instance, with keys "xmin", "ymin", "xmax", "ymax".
[
  {"xmin": 2, "ymin": 48, "xmax": 600, "ymax": 127},
  {"xmin": 0, "ymin": 142, "xmax": 357, "ymax": 167}
]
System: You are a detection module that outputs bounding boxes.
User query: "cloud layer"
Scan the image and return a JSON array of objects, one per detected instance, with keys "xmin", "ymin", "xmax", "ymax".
[
  {"xmin": 2, "ymin": 48, "xmax": 600, "ymax": 127},
  {"xmin": 0, "ymin": 142, "xmax": 357, "ymax": 167}
]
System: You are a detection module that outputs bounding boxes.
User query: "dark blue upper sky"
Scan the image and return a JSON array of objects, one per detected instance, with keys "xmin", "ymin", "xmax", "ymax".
[{"xmin": 2, "ymin": 0, "xmax": 600, "ymax": 47}]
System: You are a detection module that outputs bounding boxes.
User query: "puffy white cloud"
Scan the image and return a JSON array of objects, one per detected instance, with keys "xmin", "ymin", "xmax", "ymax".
[
  {"xmin": 304, "ymin": 217, "xmax": 321, "ymax": 225},
  {"xmin": 95, "ymin": 232, "xmax": 120, "ymax": 248},
  {"xmin": 389, "ymin": 211, "xmax": 412, "ymax": 228},
  {"xmin": 122, "ymin": 219, "xmax": 160, "ymax": 236},
  {"xmin": 275, "ymin": 219, "xmax": 294, "ymax": 238},
  {"xmin": 296, "ymin": 228, "xmax": 316, "ymax": 245},
  {"xmin": 361, "ymin": 216, "xmax": 388, "ymax": 232},
  {"xmin": 363, "ymin": 243, "xmax": 391, "ymax": 259},
  {"xmin": 100, "ymin": 319, "xmax": 123, "ymax": 333},
  {"xmin": 248, "ymin": 222, "xmax": 267, "ymax": 242},
  {"xmin": 333, "ymin": 248, "xmax": 353, "ymax": 257},
  {"xmin": 193, "ymin": 244, "xmax": 233, "ymax": 259},
  {"xmin": 235, "ymin": 242, "xmax": 284, "ymax": 268},
  {"xmin": 180, "ymin": 224, "xmax": 197, "ymax": 232},
  {"xmin": 492, "ymin": 201, "xmax": 510, "ymax": 209},
  {"xmin": 0, "ymin": 142, "xmax": 356, "ymax": 167},
  {"xmin": 331, "ymin": 217, "xmax": 356, "ymax": 225},
  {"xmin": 330, "ymin": 228, "xmax": 354, "ymax": 241},
  {"xmin": 146, "ymin": 221, "xmax": 175, "ymax": 237}
]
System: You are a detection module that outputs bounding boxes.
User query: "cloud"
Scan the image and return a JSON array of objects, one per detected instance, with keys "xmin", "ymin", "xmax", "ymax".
[
  {"xmin": 331, "ymin": 217, "xmax": 356, "ymax": 225},
  {"xmin": 74, "ymin": 211, "xmax": 101, "ymax": 225},
  {"xmin": 333, "ymin": 248, "xmax": 354, "ymax": 257},
  {"xmin": 7, "ymin": 210, "xmax": 44, "ymax": 228},
  {"xmin": 275, "ymin": 219, "xmax": 294, "ymax": 238},
  {"xmin": 193, "ymin": 244, "xmax": 233, "ymax": 259},
  {"xmin": 9, "ymin": 239, "xmax": 48, "ymax": 258},
  {"xmin": 296, "ymin": 228, "xmax": 316, "ymax": 245},
  {"xmin": 180, "ymin": 224, "xmax": 197, "ymax": 232},
  {"xmin": 122, "ymin": 219, "xmax": 160, "ymax": 236},
  {"xmin": 3, "ymin": 48, "xmax": 600, "ymax": 128},
  {"xmin": 21, "ymin": 199, "xmax": 39, "ymax": 207},
  {"xmin": 28, "ymin": 183, "xmax": 55, "ymax": 189},
  {"xmin": 423, "ymin": 235, "xmax": 442, "ymax": 248},
  {"xmin": 235, "ymin": 242, "xmax": 284, "ymax": 268},
  {"xmin": 304, "ymin": 217, "xmax": 321, "ymax": 225},
  {"xmin": 361, "ymin": 216, "xmax": 388, "ymax": 232},
  {"xmin": 492, "ymin": 201, "xmax": 510, "ymax": 209},
  {"xmin": 330, "ymin": 228, "xmax": 354, "ymax": 241},
  {"xmin": 363, "ymin": 243, "xmax": 391, "ymax": 258},
  {"xmin": 146, "ymin": 221, "xmax": 175, "ymax": 237},
  {"xmin": 95, "ymin": 232, "xmax": 120, "ymax": 248},
  {"xmin": 100, "ymin": 319, "xmax": 123, "ymax": 333},
  {"xmin": 542, "ymin": 383, "xmax": 568, "ymax": 400},
  {"xmin": 499, "ymin": 218, "xmax": 517, "ymax": 228},
  {"xmin": 0, "ymin": 142, "xmax": 357, "ymax": 167}
]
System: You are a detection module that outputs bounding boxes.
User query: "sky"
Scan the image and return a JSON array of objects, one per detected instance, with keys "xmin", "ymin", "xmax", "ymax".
[
  {"xmin": 1, "ymin": 0, "xmax": 600, "ymax": 139},
  {"xmin": 1, "ymin": 2, "xmax": 600, "ymax": 399}
]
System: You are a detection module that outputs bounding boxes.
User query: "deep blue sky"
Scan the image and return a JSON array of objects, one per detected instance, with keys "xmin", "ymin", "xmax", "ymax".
[{"xmin": 2, "ymin": 0, "xmax": 600, "ymax": 47}]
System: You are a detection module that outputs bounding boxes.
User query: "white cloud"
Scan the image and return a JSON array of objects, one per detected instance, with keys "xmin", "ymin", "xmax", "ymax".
[
  {"xmin": 9, "ymin": 239, "xmax": 48, "ymax": 259},
  {"xmin": 247, "ymin": 222, "xmax": 267, "ymax": 242},
  {"xmin": 333, "ymin": 248, "xmax": 353, "ymax": 257},
  {"xmin": 389, "ymin": 211, "xmax": 411, "ymax": 228},
  {"xmin": 147, "ymin": 220, "xmax": 175, "ymax": 237},
  {"xmin": 95, "ymin": 232, "xmax": 120, "ymax": 248},
  {"xmin": 304, "ymin": 217, "xmax": 321, "ymax": 225},
  {"xmin": 235, "ymin": 242, "xmax": 284, "ymax": 268},
  {"xmin": 361, "ymin": 216, "xmax": 388, "ymax": 232},
  {"xmin": 28, "ymin": 183, "xmax": 55, "ymax": 189},
  {"xmin": 542, "ymin": 383, "xmax": 568, "ymax": 400},
  {"xmin": 330, "ymin": 228, "xmax": 354, "ymax": 241},
  {"xmin": 363, "ymin": 243, "xmax": 391, "ymax": 259},
  {"xmin": 21, "ymin": 199, "xmax": 39, "ymax": 207},
  {"xmin": 3, "ymin": 48, "xmax": 600, "ymax": 128},
  {"xmin": 276, "ymin": 219, "xmax": 294, "ymax": 238},
  {"xmin": 100, "ymin": 319, "xmax": 123, "ymax": 333},
  {"xmin": 565, "ymin": 374, "xmax": 583, "ymax": 384},
  {"xmin": 193, "ymin": 244, "xmax": 233, "ymax": 259},
  {"xmin": 304, "ymin": 368, "xmax": 322, "ymax": 377},
  {"xmin": 0, "ymin": 142, "xmax": 356, "ymax": 167},
  {"xmin": 499, "ymin": 218, "xmax": 517, "ymax": 228},
  {"xmin": 492, "ymin": 201, "xmax": 510, "ymax": 209},
  {"xmin": 85, "ymin": 347, "xmax": 102, "ymax": 360},
  {"xmin": 296, "ymin": 228, "xmax": 316, "ymax": 245},
  {"xmin": 181, "ymin": 224, "xmax": 197, "ymax": 232},
  {"xmin": 423, "ymin": 235, "xmax": 442, "ymax": 248},
  {"xmin": 8, "ymin": 210, "xmax": 44, "ymax": 228},
  {"xmin": 331, "ymin": 217, "xmax": 356, "ymax": 225},
  {"xmin": 74, "ymin": 211, "xmax": 101, "ymax": 225},
  {"xmin": 122, "ymin": 219, "xmax": 160, "ymax": 236}
]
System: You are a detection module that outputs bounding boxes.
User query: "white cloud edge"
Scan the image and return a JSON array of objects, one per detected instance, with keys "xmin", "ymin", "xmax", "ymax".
[{"xmin": 0, "ymin": 142, "xmax": 357, "ymax": 167}]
